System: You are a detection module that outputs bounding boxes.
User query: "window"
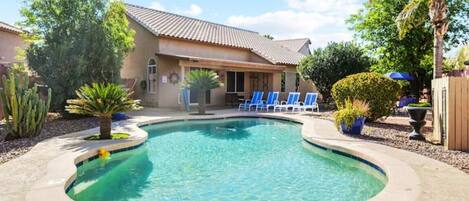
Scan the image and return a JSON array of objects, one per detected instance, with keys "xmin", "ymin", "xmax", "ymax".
[
  {"xmin": 226, "ymin": 71, "xmax": 244, "ymax": 92},
  {"xmin": 147, "ymin": 58, "xmax": 157, "ymax": 93}
]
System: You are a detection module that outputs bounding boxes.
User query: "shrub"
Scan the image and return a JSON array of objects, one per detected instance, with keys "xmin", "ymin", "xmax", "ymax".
[
  {"xmin": 334, "ymin": 99, "xmax": 369, "ymax": 129},
  {"xmin": 65, "ymin": 83, "xmax": 142, "ymax": 139},
  {"xmin": 0, "ymin": 73, "xmax": 51, "ymax": 140},
  {"xmin": 332, "ymin": 72, "xmax": 400, "ymax": 121},
  {"xmin": 297, "ymin": 42, "xmax": 370, "ymax": 102}
]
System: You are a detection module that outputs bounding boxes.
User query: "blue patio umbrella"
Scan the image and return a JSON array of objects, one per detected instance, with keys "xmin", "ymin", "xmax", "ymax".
[{"xmin": 385, "ymin": 72, "xmax": 414, "ymax": 81}]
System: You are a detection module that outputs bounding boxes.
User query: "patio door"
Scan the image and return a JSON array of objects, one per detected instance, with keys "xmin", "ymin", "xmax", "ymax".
[{"xmin": 188, "ymin": 67, "xmax": 211, "ymax": 104}]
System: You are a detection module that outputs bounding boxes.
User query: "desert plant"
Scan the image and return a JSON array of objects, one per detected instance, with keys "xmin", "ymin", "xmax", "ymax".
[
  {"xmin": 332, "ymin": 72, "xmax": 400, "ymax": 121},
  {"xmin": 0, "ymin": 73, "xmax": 51, "ymax": 140},
  {"xmin": 334, "ymin": 98, "xmax": 369, "ymax": 129},
  {"xmin": 65, "ymin": 83, "xmax": 142, "ymax": 139},
  {"xmin": 183, "ymin": 70, "xmax": 222, "ymax": 114}
]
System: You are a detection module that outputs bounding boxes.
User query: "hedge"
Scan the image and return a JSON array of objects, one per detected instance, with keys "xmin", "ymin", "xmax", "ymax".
[{"xmin": 332, "ymin": 72, "xmax": 400, "ymax": 121}]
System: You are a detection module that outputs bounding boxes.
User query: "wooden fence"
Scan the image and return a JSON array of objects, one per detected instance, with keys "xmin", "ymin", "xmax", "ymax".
[{"xmin": 432, "ymin": 77, "xmax": 469, "ymax": 151}]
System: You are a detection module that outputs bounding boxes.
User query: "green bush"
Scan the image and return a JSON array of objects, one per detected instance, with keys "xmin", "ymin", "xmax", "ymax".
[
  {"xmin": 332, "ymin": 72, "xmax": 400, "ymax": 121},
  {"xmin": 297, "ymin": 42, "xmax": 370, "ymax": 102},
  {"xmin": 0, "ymin": 73, "xmax": 51, "ymax": 140}
]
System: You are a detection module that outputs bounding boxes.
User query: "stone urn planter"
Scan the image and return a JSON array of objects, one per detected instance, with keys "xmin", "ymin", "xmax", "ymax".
[{"xmin": 405, "ymin": 105, "xmax": 432, "ymax": 140}]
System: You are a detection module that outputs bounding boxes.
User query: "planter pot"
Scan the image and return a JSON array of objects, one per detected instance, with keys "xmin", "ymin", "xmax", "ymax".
[
  {"xmin": 406, "ymin": 106, "xmax": 431, "ymax": 140},
  {"xmin": 112, "ymin": 112, "xmax": 128, "ymax": 121},
  {"xmin": 340, "ymin": 117, "xmax": 366, "ymax": 135}
]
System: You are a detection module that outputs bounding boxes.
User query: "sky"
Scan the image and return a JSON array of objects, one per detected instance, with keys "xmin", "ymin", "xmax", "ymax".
[{"xmin": 0, "ymin": 0, "xmax": 367, "ymax": 48}]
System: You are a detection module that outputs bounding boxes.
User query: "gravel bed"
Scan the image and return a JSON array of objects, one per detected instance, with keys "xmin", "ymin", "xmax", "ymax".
[
  {"xmin": 0, "ymin": 113, "xmax": 99, "ymax": 164},
  {"xmin": 318, "ymin": 112, "xmax": 469, "ymax": 174}
]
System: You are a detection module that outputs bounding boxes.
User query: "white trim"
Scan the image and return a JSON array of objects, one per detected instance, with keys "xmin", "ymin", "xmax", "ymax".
[{"xmin": 147, "ymin": 58, "xmax": 157, "ymax": 94}]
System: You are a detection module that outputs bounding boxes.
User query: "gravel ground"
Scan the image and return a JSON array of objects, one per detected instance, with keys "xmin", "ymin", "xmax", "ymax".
[
  {"xmin": 319, "ymin": 111, "xmax": 469, "ymax": 174},
  {"xmin": 0, "ymin": 113, "xmax": 99, "ymax": 164}
]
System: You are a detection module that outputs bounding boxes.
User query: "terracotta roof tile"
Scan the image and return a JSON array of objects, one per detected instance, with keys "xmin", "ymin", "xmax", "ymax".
[
  {"xmin": 125, "ymin": 4, "xmax": 305, "ymax": 65},
  {"xmin": 0, "ymin": 21, "xmax": 23, "ymax": 34},
  {"xmin": 274, "ymin": 38, "xmax": 311, "ymax": 53}
]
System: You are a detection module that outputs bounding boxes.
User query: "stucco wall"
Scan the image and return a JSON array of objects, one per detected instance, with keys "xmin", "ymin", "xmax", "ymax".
[
  {"xmin": 121, "ymin": 18, "xmax": 159, "ymax": 105},
  {"xmin": 0, "ymin": 30, "xmax": 25, "ymax": 64},
  {"xmin": 159, "ymin": 37, "xmax": 271, "ymax": 64}
]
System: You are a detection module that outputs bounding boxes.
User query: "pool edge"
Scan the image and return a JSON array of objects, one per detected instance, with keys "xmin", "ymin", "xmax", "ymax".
[{"xmin": 26, "ymin": 113, "xmax": 421, "ymax": 201}]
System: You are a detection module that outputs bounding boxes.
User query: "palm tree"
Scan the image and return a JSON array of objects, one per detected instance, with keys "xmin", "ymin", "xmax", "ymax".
[
  {"xmin": 183, "ymin": 70, "xmax": 222, "ymax": 114},
  {"xmin": 396, "ymin": 0, "xmax": 449, "ymax": 78},
  {"xmin": 66, "ymin": 83, "xmax": 142, "ymax": 139}
]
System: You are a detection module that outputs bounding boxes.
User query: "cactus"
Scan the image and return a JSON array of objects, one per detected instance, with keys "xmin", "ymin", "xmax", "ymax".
[{"xmin": 0, "ymin": 73, "xmax": 51, "ymax": 140}]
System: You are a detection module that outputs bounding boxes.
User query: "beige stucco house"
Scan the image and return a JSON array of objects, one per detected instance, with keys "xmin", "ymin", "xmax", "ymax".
[
  {"xmin": 0, "ymin": 21, "xmax": 25, "ymax": 67},
  {"xmin": 122, "ymin": 4, "xmax": 316, "ymax": 108}
]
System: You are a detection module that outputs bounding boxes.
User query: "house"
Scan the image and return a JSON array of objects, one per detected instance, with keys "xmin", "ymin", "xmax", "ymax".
[
  {"xmin": 0, "ymin": 21, "xmax": 25, "ymax": 68},
  {"xmin": 122, "ymin": 4, "xmax": 316, "ymax": 108}
]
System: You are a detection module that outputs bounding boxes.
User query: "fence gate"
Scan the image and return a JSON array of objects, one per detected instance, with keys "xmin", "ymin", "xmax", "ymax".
[{"xmin": 432, "ymin": 77, "xmax": 469, "ymax": 151}]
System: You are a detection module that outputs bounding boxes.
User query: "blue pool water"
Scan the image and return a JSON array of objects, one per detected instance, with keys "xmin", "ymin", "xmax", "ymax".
[{"xmin": 67, "ymin": 118, "xmax": 386, "ymax": 201}]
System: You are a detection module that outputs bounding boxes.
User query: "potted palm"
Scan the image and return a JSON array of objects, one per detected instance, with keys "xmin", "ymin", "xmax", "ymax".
[
  {"xmin": 66, "ymin": 83, "xmax": 142, "ymax": 139},
  {"xmin": 334, "ymin": 99, "xmax": 369, "ymax": 135},
  {"xmin": 183, "ymin": 70, "xmax": 222, "ymax": 115},
  {"xmin": 405, "ymin": 102, "xmax": 432, "ymax": 140}
]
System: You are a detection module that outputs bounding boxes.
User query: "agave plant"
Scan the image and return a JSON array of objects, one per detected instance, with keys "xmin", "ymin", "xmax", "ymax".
[
  {"xmin": 183, "ymin": 70, "xmax": 222, "ymax": 114},
  {"xmin": 66, "ymin": 83, "xmax": 142, "ymax": 139}
]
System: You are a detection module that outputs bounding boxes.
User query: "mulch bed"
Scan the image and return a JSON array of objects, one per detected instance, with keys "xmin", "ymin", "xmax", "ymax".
[
  {"xmin": 0, "ymin": 113, "xmax": 99, "ymax": 165},
  {"xmin": 318, "ymin": 112, "xmax": 469, "ymax": 174}
]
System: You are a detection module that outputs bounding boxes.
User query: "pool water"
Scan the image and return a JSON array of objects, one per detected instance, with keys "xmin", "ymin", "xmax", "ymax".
[{"xmin": 67, "ymin": 118, "xmax": 386, "ymax": 201}]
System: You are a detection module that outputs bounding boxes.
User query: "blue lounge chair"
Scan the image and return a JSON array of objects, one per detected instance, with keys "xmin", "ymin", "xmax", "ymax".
[
  {"xmin": 274, "ymin": 92, "xmax": 300, "ymax": 112},
  {"xmin": 255, "ymin": 91, "xmax": 279, "ymax": 112},
  {"xmin": 247, "ymin": 91, "xmax": 265, "ymax": 111},
  {"xmin": 293, "ymin": 92, "xmax": 319, "ymax": 112},
  {"xmin": 239, "ymin": 91, "xmax": 262, "ymax": 111}
]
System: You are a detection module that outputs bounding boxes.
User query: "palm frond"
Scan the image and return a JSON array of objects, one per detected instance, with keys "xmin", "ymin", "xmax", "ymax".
[
  {"xmin": 396, "ymin": 0, "xmax": 429, "ymax": 39},
  {"xmin": 65, "ymin": 83, "xmax": 142, "ymax": 117},
  {"xmin": 183, "ymin": 70, "xmax": 223, "ymax": 91}
]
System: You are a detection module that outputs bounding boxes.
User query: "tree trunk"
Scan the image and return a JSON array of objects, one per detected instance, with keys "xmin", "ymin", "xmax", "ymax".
[
  {"xmin": 100, "ymin": 116, "xmax": 112, "ymax": 139},
  {"xmin": 433, "ymin": 32, "xmax": 444, "ymax": 79},
  {"xmin": 197, "ymin": 91, "xmax": 206, "ymax": 115}
]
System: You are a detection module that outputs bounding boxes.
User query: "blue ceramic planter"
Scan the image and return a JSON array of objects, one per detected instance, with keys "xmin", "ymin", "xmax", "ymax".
[
  {"xmin": 340, "ymin": 117, "xmax": 366, "ymax": 135},
  {"xmin": 112, "ymin": 112, "xmax": 128, "ymax": 121}
]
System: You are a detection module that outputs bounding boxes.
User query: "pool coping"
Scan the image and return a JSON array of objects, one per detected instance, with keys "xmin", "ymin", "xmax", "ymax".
[{"xmin": 4, "ymin": 110, "xmax": 468, "ymax": 201}]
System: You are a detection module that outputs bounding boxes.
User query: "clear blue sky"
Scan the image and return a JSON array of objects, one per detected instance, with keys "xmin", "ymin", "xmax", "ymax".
[{"xmin": 0, "ymin": 0, "xmax": 367, "ymax": 48}]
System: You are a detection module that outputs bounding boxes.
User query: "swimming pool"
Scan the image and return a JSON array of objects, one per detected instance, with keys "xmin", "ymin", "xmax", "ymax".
[{"xmin": 67, "ymin": 118, "xmax": 386, "ymax": 201}]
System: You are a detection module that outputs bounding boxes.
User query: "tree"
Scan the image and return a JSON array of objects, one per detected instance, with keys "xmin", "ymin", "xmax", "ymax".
[
  {"xmin": 297, "ymin": 42, "xmax": 370, "ymax": 102},
  {"xmin": 66, "ymin": 83, "xmax": 141, "ymax": 139},
  {"xmin": 263, "ymin": 34, "xmax": 274, "ymax": 40},
  {"xmin": 396, "ymin": 0, "xmax": 469, "ymax": 78},
  {"xmin": 183, "ymin": 70, "xmax": 222, "ymax": 114},
  {"xmin": 20, "ymin": 0, "xmax": 135, "ymax": 110},
  {"xmin": 348, "ymin": 0, "xmax": 468, "ymax": 96}
]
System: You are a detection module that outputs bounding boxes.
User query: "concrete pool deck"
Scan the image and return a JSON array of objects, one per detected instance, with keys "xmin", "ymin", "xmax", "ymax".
[{"xmin": 0, "ymin": 108, "xmax": 468, "ymax": 201}]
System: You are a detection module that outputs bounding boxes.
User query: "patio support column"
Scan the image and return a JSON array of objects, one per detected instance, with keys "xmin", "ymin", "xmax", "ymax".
[{"xmin": 272, "ymin": 72, "xmax": 282, "ymax": 92}]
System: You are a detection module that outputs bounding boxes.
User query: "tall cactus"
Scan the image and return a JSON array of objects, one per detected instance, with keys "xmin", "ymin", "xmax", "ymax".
[{"xmin": 0, "ymin": 73, "xmax": 51, "ymax": 140}]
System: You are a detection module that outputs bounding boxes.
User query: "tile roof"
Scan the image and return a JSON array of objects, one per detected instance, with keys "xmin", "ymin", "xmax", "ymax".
[
  {"xmin": 125, "ymin": 4, "xmax": 305, "ymax": 65},
  {"xmin": 0, "ymin": 21, "xmax": 23, "ymax": 34},
  {"xmin": 274, "ymin": 38, "xmax": 311, "ymax": 53}
]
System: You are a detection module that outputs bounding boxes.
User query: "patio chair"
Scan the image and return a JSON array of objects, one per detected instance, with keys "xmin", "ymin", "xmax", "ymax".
[
  {"xmin": 292, "ymin": 92, "xmax": 319, "ymax": 113},
  {"xmin": 273, "ymin": 92, "xmax": 300, "ymax": 112},
  {"xmin": 247, "ymin": 91, "xmax": 265, "ymax": 111},
  {"xmin": 239, "ymin": 91, "xmax": 261, "ymax": 111},
  {"xmin": 255, "ymin": 91, "xmax": 279, "ymax": 112}
]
